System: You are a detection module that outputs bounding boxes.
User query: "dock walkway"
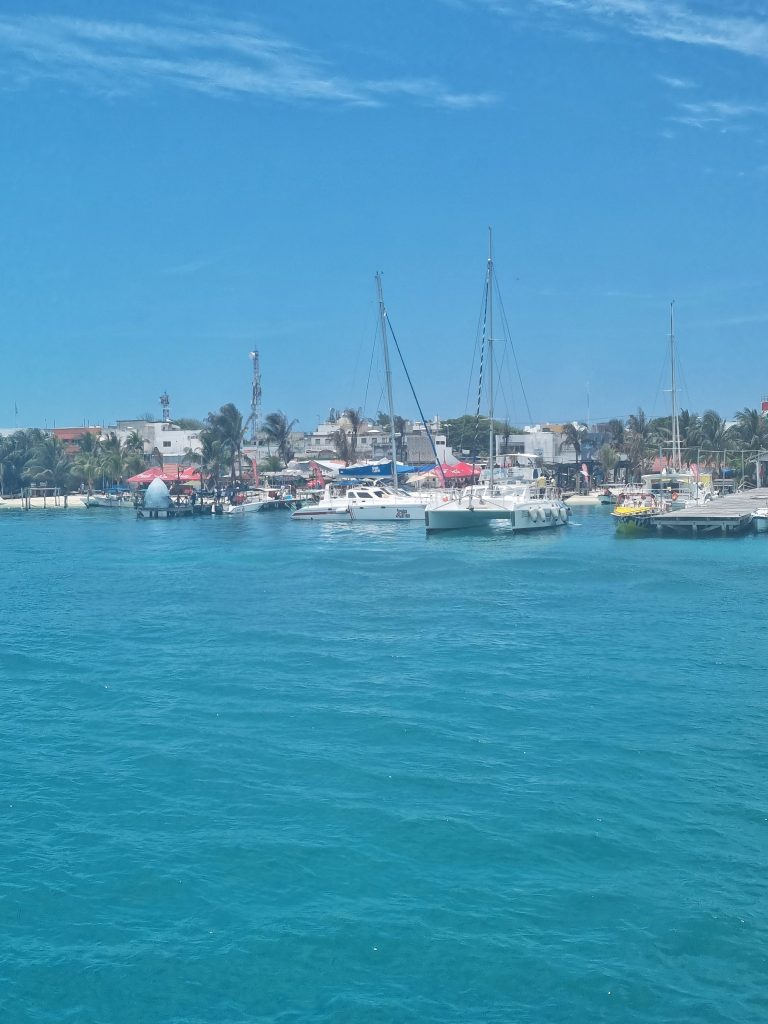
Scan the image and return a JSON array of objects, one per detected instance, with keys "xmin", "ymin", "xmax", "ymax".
[{"xmin": 654, "ymin": 488, "xmax": 768, "ymax": 535}]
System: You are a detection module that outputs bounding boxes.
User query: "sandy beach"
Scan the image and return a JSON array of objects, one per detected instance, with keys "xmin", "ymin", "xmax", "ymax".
[{"xmin": 0, "ymin": 496, "xmax": 82, "ymax": 511}]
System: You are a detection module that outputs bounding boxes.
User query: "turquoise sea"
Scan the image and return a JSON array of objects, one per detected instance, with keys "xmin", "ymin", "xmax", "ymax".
[{"xmin": 1, "ymin": 506, "xmax": 766, "ymax": 1023}]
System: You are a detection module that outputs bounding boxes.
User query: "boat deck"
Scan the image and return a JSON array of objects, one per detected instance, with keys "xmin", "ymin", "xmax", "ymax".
[{"xmin": 652, "ymin": 488, "xmax": 768, "ymax": 535}]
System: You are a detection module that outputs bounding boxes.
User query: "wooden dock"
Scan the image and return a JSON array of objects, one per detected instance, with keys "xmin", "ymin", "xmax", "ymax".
[{"xmin": 652, "ymin": 488, "xmax": 768, "ymax": 536}]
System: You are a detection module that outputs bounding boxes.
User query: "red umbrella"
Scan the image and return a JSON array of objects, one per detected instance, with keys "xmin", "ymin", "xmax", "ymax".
[{"xmin": 178, "ymin": 466, "xmax": 202, "ymax": 481}]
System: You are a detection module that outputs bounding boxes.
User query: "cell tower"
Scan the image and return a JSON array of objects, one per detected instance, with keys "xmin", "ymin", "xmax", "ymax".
[
  {"xmin": 160, "ymin": 392, "xmax": 171, "ymax": 423},
  {"xmin": 249, "ymin": 350, "xmax": 262, "ymax": 443}
]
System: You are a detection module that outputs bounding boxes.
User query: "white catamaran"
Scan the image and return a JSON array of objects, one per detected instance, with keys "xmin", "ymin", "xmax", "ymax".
[{"xmin": 425, "ymin": 233, "xmax": 569, "ymax": 534}]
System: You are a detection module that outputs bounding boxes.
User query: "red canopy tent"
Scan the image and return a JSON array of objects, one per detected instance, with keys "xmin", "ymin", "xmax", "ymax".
[
  {"xmin": 432, "ymin": 462, "xmax": 480, "ymax": 482},
  {"xmin": 126, "ymin": 466, "xmax": 174, "ymax": 485}
]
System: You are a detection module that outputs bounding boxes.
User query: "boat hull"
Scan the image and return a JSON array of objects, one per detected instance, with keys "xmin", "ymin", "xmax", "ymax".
[
  {"xmin": 425, "ymin": 500, "xmax": 568, "ymax": 533},
  {"xmin": 225, "ymin": 498, "xmax": 303, "ymax": 514},
  {"xmin": 291, "ymin": 506, "xmax": 351, "ymax": 522},
  {"xmin": 82, "ymin": 496, "xmax": 136, "ymax": 510},
  {"xmin": 349, "ymin": 503, "xmax": 426, "ymax": 522}
]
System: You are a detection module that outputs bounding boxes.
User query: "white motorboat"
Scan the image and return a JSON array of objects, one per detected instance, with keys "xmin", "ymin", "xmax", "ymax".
[
  {"xmin": 752, "ymin": 508, "xmax": 768, "ymax": 532},
  {"xmin": 292, "ymin": 483, "xmax": 426, "ymax": 522}
]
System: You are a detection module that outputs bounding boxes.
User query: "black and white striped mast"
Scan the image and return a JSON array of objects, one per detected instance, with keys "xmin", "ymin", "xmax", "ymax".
[{"xmin": 376, "ymin": 272, "xmax": 399, "ymax": 489}]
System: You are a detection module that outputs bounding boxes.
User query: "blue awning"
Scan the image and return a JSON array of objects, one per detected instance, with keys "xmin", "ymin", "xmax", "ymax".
[{"xmin": 339, "ymin": 461, "xmax": 436, "ymax": 477}]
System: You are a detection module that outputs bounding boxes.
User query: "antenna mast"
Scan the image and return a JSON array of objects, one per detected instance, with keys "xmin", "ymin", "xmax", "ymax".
[
  {"xmin": 249, "ymin": 349, "xmax": 262, "ymax": 443},
  {"xmin": 160, "ymin": 392, "xmax": 171, "ymax": 423}
]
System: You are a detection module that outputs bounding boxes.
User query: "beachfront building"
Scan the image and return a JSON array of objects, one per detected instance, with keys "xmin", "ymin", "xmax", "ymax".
[{"xmin": 113, "ymin": 419, "xmax": 201, "ymax": 467}]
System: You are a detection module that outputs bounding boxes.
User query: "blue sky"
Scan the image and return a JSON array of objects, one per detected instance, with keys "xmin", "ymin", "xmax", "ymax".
[{"xmin": 1, "ymin": 0, "xmax": 766, "ymax": 430}]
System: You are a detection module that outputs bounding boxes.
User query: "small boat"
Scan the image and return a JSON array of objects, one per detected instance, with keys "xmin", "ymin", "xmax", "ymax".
[
  {"xmin": 752, "ymin": 508, "xmax": 768, "ymax": 532},
  {"xmin": 223, "ymin": 489, "xmax": 303, "ymax": 514},
  {"xmin": 82, "ymin": 492, "xmax": 137, "ymax": 510}
]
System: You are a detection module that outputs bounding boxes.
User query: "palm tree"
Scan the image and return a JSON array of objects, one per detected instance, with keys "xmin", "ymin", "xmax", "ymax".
[
  {"xmin": 332, "ymin": 428, "xmax": 352, "ymax": 465},
  {"xmin": 343, "ymin": 407, "xmax": 363, "ymax": 464},
  {"xmin": 124, "ymin": 429, "xmax": 145, "ymax": 456},
  {"xmin": 262, "ymin": 411, "xmax": 298, "ymax": 467},
  {"xmin": 199, "ymin": 432, "xmax": 226, "ymax": 489},
  {"xmin": 26, "ymin": 436, "xmax": 72, "ymax": 492},
  {"xmin": 677, "ymin": 409, "xmax": 701, "ymax": 467},
  {"xmin": 393, "ymin": 415, "xmax": 408, "ymax": 462},
  {"xmin": 698, "ymin": 410, "xmax": 731, "ymax": 480},
  {"xmin": 205, "ymin": 403, "xmax": 247, "ymax": 480},
  {"xmin": 77, "ymin": 430, "xmax": 101, "ymax": 456},
  {"xmin": 71, "ymin": 453, "xmax": 101, "ymax": 491},
  {"xmin": 0, "ymin": 430, "xmax": 41, "ymax": 494},
  {"xmin": 733, "ymin": 408, "xmax": 768, "ymax": 484},
  {"xmin": 597, "ymin": 444, "xmax": 619, "ymax": 483},
  {"xmin": 605, "ymin": 418, "xmax": 625, "ymax": 450},
  {"xmin": 99, "ymin": 432, "xmax": 126, "ymax": 485},
  {"xmin": 559, "ymin": 423, "xmax": 588, "ymax": 491},
  {"xmin": 625, "ymin": 407, "xmax": 654, "ymax": 479}
]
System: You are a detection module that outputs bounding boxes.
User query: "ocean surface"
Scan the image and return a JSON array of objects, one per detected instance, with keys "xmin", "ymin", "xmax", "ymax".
[{"xmin": 1, "ymin": 505, "xmax": 766, "ymax": 1023}]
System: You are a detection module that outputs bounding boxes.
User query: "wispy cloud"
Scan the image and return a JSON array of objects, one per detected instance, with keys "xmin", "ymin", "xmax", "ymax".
[
  {"xmin": 657, "ymin": 73, "xmax": 696, "ymax": 88},
  {"xmin": 533, "ymin": 1, "xmax": 768, "ymax": 60},
  {"xmin": 0, "ymin": 13, "xmax": 497, "ymax": 110},
  {"xmin": 465, "ymin": 0, "xmax": 768, "ymax": 60},
  {"xmin": 672, "ymin": 98, "xmax": 768, "ymax": 127}
]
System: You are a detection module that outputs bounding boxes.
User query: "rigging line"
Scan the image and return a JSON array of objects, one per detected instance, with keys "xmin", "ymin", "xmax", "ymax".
[
  {"xmin": 648, "ymin": 345, "xmax": 668, "ymax": 421},
  {"xmin": 386, "ymin": 317, "xmax": 442, "ymax": 468},
  {"xmin": 460, "ymin": 311, "xmax": 487, "ymax": 453},
  {"xmin": 493, "ymin": 277, "xmax": 533, "ymax": 424},
  {"xmin": 462, "ymin": 281, "xmax": 488, "ymax": 413},
  {"xmin": 462, "ymin": 266, "xmax": 493, "ymax": 420},
  {"xmin": 471, "ymin": 280, "xmax": 489, "ymax": 475},
  {"xmin": 361, "ymin": 313, "xmax": 380, "ymax": 418},
  {"xmin": 493, "ymin": 333, "xmax": 519, "ymax": 427}
]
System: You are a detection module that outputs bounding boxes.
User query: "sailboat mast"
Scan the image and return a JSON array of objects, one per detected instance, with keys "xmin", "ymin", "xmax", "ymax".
[
  {"xmin": 376, "ymin": 272, "xmax": 399, "ymax": 489},
  {"xmin": 669, "ymin": 300, "xmax": 681, "ymax": 471},
  {"xmin": 487, "ymin": 229, "xmax": 494, "ymax": 484}
]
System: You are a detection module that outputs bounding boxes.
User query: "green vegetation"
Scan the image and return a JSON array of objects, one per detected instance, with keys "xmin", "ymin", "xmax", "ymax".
[
  {"xmin": 582, "ymin": 406, "xmax": 768, "ymax": 484},
  {"xmin": 443, "ymin": 415, "xmax": 522, "ymax": 455},
  {"xmin": 0, "ymin": 428, "xmax": 147, "ymax": 496},
  {"xmin": 261, "ymin": 411, "xmax": 298, "ymax": 467}
]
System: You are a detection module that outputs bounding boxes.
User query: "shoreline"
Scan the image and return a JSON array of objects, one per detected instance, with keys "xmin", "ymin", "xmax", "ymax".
[{"xmin": 0, "ymin": 496, "xmax": 83, "ymax": 511}]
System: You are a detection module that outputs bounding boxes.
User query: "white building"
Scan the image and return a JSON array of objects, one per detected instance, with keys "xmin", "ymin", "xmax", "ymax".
[{"xmin": 114, "ymin": 420, "xmax": 201, "ymax": 466}]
